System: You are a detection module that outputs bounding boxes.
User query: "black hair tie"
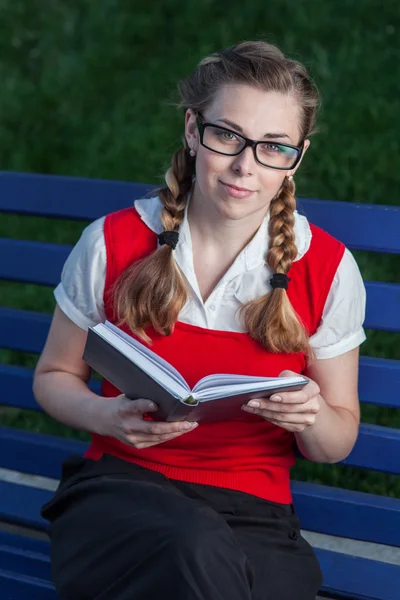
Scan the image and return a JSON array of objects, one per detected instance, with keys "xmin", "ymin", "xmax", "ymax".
[
  {"xmin": 158, "ymin": 231, "xmax": 179, "ymax": 250},
  {"xmin": 270, "ymin": 273, "xmax": 290, "ymax": 290}
]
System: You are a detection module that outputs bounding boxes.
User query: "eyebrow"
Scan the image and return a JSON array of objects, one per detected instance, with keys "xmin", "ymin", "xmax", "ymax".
[{"xmin": 216, "ymin": 118, "xmax": 291, "ymax": 140}]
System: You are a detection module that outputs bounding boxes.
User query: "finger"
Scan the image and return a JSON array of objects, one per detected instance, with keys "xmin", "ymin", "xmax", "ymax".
[
  {"xmin": 279, "ymin": 369, "xmax": 299, "ymax": 378},
  {"xmin": 140, "ymin": 419, "xmax": 199, "ymax": 436},
  {"xmin": 127, "ymin": 429, "xmax": 194, "ymax": 448},
  {"xmin": 269, "ymin": 381, "xmax": 320, "ymax": 404},
  {"xmin": 245, "ymin": 408, "xmax": 317, "ymax": 427},
  {"xmin": 244, "ymin": 398, "xmax": 320, "ymax": 414}
]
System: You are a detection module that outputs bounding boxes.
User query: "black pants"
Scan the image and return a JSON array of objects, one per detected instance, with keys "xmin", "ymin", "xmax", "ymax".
[{"xmin": 41, "ymin": 454, "xmax": 322, "ymax": 600}]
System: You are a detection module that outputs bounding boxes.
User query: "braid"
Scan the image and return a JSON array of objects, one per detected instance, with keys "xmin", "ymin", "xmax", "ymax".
[
  {"xmin": 113, "ymin": 147, "xmax": 195, "ymax": 342},
  {"xmin": 240, "ymin": 177, "xmax": 310, "ymax": 354},
  {"xmin": 266, "ymin": 177, "xmax": 298, "ymax": 274},
  {"xmin": 159, "ymin": 147, "xmax": 194, "ymax": 232}
]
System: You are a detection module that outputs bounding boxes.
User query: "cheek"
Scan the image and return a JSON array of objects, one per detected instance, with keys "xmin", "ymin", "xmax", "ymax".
[
  {"xmin": 258, "ymin": 171, "xmax": 286, "ymax": 200},
  {"xmin": 196, "ymin": 150, "xmax": 231, "ymax": 182}
]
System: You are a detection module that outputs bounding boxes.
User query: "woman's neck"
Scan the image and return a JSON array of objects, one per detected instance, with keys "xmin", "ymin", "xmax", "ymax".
[{"xmin": 186, "ymin": 185, "xmax": 270, "ymax": 302}]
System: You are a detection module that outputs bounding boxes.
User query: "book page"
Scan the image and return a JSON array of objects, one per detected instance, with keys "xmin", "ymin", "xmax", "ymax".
[
  {"xmin": 193, "ymin": 374, "xmax": 308, "ymax": 400},
  {"xmin": 194, "ymin": 373, "xmax": 278, "ymax": 391}
]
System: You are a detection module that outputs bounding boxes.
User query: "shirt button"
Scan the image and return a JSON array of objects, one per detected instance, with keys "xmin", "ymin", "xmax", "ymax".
[{"xmin": 209, "ymin": 304, "xmax": 216, "ymax": 311}]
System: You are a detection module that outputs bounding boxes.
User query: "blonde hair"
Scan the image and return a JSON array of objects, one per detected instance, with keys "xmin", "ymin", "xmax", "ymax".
[{"xmin": 114, "ymin": 41, "xmax": 320, "ymax": 352}]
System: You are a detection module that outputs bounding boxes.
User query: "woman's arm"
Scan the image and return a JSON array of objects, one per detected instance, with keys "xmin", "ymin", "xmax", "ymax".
[
  {"xmin": 33, "ymin": 305, "xmax": 197, "ymax": 446},
  {"xmin": 295, "ymin": 348, "xmax": 360, "ymax": 463},
  {"xmin": 33, "ymin": 305, "xmax": 110, "ymax": 434},
  {"xmin": 242, "ymin": 347, "xmax": 360, "ymax": 463}
]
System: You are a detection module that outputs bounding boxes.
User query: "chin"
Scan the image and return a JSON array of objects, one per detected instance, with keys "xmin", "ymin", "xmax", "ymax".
[{"xmin": 216, "ymin": 199, "xmax": 255, "ymax": 220}]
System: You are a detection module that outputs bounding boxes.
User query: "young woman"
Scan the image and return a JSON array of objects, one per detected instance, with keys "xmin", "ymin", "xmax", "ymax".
[{"xmin": 35, "ymin": 41, "xmax": 366, "ymax": 600}]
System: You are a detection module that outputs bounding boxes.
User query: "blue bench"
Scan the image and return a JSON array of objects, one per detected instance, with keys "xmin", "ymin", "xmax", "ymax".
[{"xmin": 1, "ymin": 170, "xmax": 399, "ymax": 600}]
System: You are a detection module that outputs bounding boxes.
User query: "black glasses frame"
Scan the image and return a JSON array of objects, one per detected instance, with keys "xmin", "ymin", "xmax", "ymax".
[{"xmin": 196, "ymin": 114, "xmax": 304, "ymax": 171}]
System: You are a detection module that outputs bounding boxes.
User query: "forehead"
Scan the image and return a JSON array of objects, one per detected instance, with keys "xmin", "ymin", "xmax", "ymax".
[{"xmin": 205, "ymin": 84, "xmax": 302, "ymax": 144}]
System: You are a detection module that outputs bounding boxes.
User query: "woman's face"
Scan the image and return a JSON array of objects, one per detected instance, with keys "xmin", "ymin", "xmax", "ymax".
[{"xmin": 185, "ymin": 84, "xmax": 309, "ymax": 223}]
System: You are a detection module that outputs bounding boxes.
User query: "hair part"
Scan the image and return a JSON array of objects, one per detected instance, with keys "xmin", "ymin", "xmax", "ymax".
[{"xmin": 114, "ymin": 41, "xmax": 320, "ymax": 353}]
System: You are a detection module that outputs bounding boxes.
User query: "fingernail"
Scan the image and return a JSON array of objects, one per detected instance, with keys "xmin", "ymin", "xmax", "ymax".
[
  {"xmin": 147, "ymin": 402, "xmax": 156, "ymax": 410},
  {"xmin": 248, "ymin": 401, "xmax": 260, "ymax": 408},
  {"xmin": 181, "ymin": 422, "xmax": 193, "ymax": 430},
  {"xmin": 270, "ymin": 395, "xmax": 282, "ymax": 402}
]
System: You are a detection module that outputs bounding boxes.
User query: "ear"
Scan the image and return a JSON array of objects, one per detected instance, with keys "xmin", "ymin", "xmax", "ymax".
[
  {"xmin": 287, "ymin": 139, "xmax": 310, "ymax": 179},
  {"xmin": 184, "ymin": 109, "xmax": 199, "ymax": 152}
]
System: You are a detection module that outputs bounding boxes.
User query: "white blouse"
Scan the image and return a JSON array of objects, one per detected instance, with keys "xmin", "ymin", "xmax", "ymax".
[{"xmin": 54, "ymin": 196, "xmax": 366, "ymax": 360}]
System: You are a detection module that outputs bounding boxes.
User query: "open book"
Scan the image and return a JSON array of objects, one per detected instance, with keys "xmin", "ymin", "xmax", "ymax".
[{"xmin": 83, "ymin": 321, "xmax": 309, "ymax": 423}]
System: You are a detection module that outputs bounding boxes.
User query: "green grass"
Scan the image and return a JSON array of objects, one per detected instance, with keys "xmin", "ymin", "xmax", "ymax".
[{"xmin": 1, "ymin": 0, "xmax": 399, "ymax": 496}]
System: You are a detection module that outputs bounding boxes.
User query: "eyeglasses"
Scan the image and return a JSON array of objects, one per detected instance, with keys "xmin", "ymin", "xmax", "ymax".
[{"xmin": 196, "ymin": 114, "xmax": 303, "ymax": 170}]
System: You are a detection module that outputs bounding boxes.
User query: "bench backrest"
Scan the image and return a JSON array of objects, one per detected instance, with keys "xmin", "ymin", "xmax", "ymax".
[{"xmin": 1, "ymin": 170, "xmax": 400, "ymax": 550}]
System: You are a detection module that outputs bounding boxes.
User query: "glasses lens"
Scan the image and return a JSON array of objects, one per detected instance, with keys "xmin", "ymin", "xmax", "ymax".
[
  {"xmin": 203, "ymin": 125, "xmax": 246, "ymax": 155},
  {"xmin": 256, "ymin": 142, "xmax": 299, "ymax": 168}
]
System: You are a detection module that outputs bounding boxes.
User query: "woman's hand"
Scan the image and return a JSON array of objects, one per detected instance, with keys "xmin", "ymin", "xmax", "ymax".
[
  {"xmin": 103, "ymin": 394, "xmax": 198, "ymax": 449},
  {"xmin": 241, "ymin": 370, "xmax": 321, "ymax": 433}
]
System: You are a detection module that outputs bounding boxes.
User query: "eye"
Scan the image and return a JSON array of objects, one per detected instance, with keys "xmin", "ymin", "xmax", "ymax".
[
  {"xmin": 218, "ymin": 131, "xmax": 240, "ymax": 142},
  {"xmin": 259, "ymin": 143, "xmax": 296, "ymax": 157},
  {"xmin": 264, "ymin": 143, "xmax": 280, "ymax": 152}
]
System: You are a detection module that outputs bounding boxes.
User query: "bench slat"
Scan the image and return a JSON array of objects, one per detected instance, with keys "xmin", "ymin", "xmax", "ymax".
[
  {"xmin": 298, "ymin": 197, "xmax": 400, "ymax": 254},
  {"xmin": 0, "ymin": 171, "xmax": 153, "ymax": 220},
  {"xmin": 0, "ymin": 569, "xmax": 56, "ymax": 600},
  {"xmin": 2, "ymin": 171, "xmax": 400, "ymax": 255},
  {"xmin": 0, "ymin": 427, "xmax": 87, "ymax": 478},
  {"xmin": 0, "ymin": 308, "xmax": 51, "ymax": 354},
  {"xmin": 0, "ymin": 239, "xmax": 71, "ymax": 286},
  {"xmin": 343, "ymin": 423, "xmax": 400, "ymax": 474},
  {"xmin": 0, "ymin": 481, "xmax": 51, "ymax": 530},
  {"xmin": 293, "ymin": 480, "xmax": 400, "ymax": 547},
  {"xmin": 0, "ymin": 545, "xmax": 51, "ymax": 581},
  {"xmin": 0, "ymin": 364, "xmax": 102, "ymax": 411},
  {"xmin": 316, "ymin": 548, "xmax": 400, "ymax": 600},
  {"xmin": 0, "ymin": 532, "xmax": 49, "ymax": 556},
  {"xmin": 359, "ymin": 356, "xmax": 400, "ymax": 406},
  {"xmin": 365, "ymin": 282, "xmax": 400, "ymax": 333}
]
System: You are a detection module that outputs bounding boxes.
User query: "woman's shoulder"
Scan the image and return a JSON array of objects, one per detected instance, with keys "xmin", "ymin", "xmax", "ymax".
[
  {"xmin": 295, "ymin": 211, "xmax": 345, "ymax": 265},
  {"xmin": 104, "ymin": 196, "xmax": 162, "ymax": 234}
]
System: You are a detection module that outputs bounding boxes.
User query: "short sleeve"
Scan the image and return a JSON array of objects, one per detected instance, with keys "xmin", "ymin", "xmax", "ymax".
[
  {"xmin": 54, "ymin": 216, "xmax": 107, "ymax": 330},
  {"xmin": 309, "ymin": 248, "xmax": 367, "ymax": 359}
]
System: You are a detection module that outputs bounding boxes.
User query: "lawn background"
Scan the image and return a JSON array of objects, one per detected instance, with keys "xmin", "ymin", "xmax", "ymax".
[{"xmin": 1, "ymin": 0, "xmax": 399, "ymax": 496}]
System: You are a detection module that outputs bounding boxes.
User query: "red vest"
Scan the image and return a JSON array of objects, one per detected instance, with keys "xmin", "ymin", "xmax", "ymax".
[{"xmin": 85, "ymin": 206, "xmax": 345, "ymax": 503}]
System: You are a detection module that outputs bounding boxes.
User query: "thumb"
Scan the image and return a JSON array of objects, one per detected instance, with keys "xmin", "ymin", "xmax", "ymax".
[
  {"xmin": 118, "ymin": 395, "xmax": 158, "ymax": 414},
  {"xmin": 279, "ymin": 369, "xmax": 298, "ymax": 378}
]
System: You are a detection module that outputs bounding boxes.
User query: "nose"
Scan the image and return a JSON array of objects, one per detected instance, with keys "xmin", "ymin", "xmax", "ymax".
[{"xmin": 230, "ymin": 146, "xmax": 257, "ymax": 176}]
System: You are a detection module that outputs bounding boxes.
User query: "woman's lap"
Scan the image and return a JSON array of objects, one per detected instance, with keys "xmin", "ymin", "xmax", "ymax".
[{"xmin": 41, "ymin": 454, "xmax": 322, "ymax": 600}]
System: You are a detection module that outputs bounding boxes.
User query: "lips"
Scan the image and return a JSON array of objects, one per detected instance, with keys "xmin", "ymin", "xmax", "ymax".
[
  {"xmin": 220, "ymin": 180, "xmax": 256, "ymax": 199},
  {"xmin": 220, "ymin": 181, "xmax": 255, "ymax": 193}
]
